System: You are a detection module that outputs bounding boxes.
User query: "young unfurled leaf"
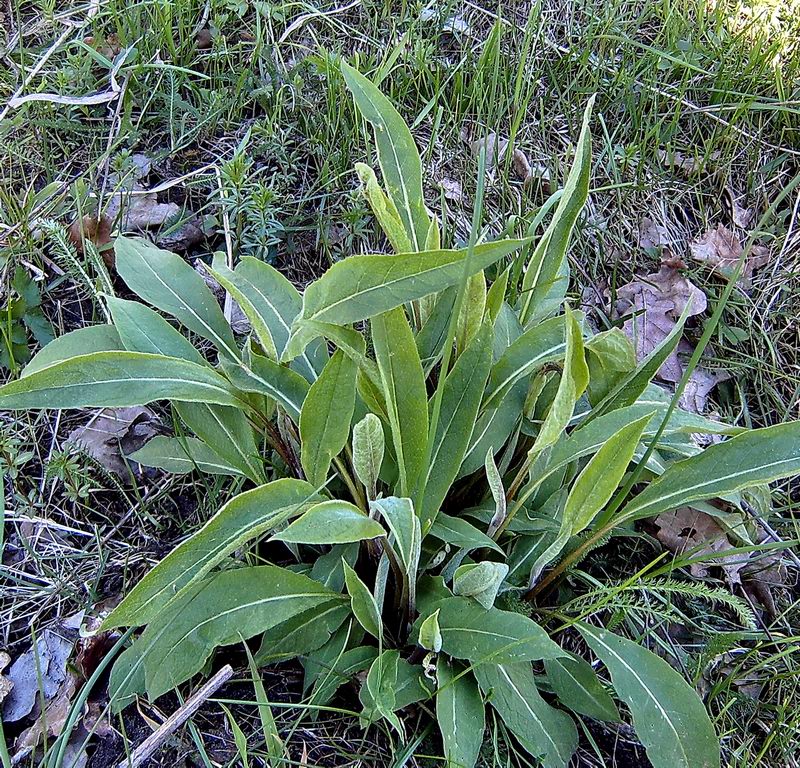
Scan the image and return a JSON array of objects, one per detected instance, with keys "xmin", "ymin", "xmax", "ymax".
[
  {"xmin": 453, "ymin": 561, "xmax": 508, "ymax": 609},
  {"xmin": 544, "ymin": 654, "xmax": 620, "ymax": 723},
  {"xmin": 352, "ymin": 413, "xmax": 385, "ymax": 499},
  {"xmin": 300, "ymin": 240, "xmax": 525, "ymax": 326},
  {"xmin": 129, "ymin": 435, "xmax": 241, "ymax": 476},
  {"xmin": 418, "ymin": 608, "xmax": 442, "ymax": 653},
  {"xmin": 115, "ymin": 236, "xmax": 239, "ymax": 362},
  {"xmin": 485, "ymin": 449, "xmax": 506, "ymax": 536},
  {"xmin": 300, "ymin": 350, "xmax": 357, "ymax": 487},
  {"xmin": 342, "ymin": 61, "xmax": 431, "ymax": 251},
  {"xmin": 417, "ymin": 323, "xmax": 494, "ymax": 525},
  {"xmin": 106, "ymin": 296, "xmax": 205, "ymax": 364},
  {"xmin": 273, "ymin": 500, "xmax": 385, "ymax": 545},
  {"xmin": 372, "ymin": 307, "xmax": 428, "ymax": 495},
  {"xmin": 21, "ymin": 324, "xmax": 122, "ymax": 377},
  {"xmin": 355, "ymin": 163, "xmax": 413, "ymax": 253},
  {"xmin": 0, "ymin": 352, "xmax": 242, "ymax": 410},
  {"xmin": 456, "ymin": 271, "xmax": 486, "ymax": 356},
  {"xmin": 578, "ymin": 624, "xmax": 720, "ymax": 768},
  {"xmin": 103, "ymin": 479, "xmax": 320, "ymax": 628},
  {"xmin": 436, "ymin": 659, "xmax": 485, "ymax": 768},
  {"xmin": 475, "ymin": 662, "xmax": 578, "ymax": 768},
  {"xmin": 343, "ymin": 560, "xmax": 383, "ymax": 642}
]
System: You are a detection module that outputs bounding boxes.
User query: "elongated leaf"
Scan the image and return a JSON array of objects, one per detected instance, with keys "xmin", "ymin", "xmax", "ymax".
[
  {"xmin": 176, "ymin": 401, "xmax": 265, "ymax": 483},
  {"xmin": 301, "ymin": 240, "xmax": 525, "ymax": 326},
  {"xmin": 428, "ymin": 513, "xmax": 503, "ymax": 554},
  {"xmin": 22, "ymin": 324, "xmax": 122, "ymax": 377},
  {"xmin": 215, "ymin": 255, "xmax": 326, "ymax": 380},
  {"xmin": 417, "ymin": 323, "xmax": 494, "ymax": 525},
  {"xmin": 342, "ymin": 62, "xmax": 430, "ymax": 250},
  {"xmin": 244, "ymin": 645, "xmax": 284, "ymax": 766},
  {"xmin": 223, "ymin": 351, "xmax": 309, "ymax": 422},
  {"xmin": 620, "ymin": 421, "xmax": 800, "ymax": 523},
  {"xmin": 274, "ymin": 500, "xmax": 385, "ymax": 544},
  {"xmin": 418, "ymin": 609, "xmax": 442, "ymax": 652},
  {"xmin": 300, "ymin": 350, "xmax": 357, "ymax": 486},
  {"xmin": 519, "ymin": 97, "xmax": 593, "ymax": 326},
  {"xmin": 360, "ymin": 651, "xmax": 402, "ymax": 732},
  {"xmin": 484, "ymin": 315, "xmax": 566, "ymax": 408},
  {"xmin": 309, "ymin": 645, "xmax": 378, "ymax": 709},
  {"xmin": 475, "ymin": 663, "xmax": 578, "ymax": 768},
  {"xmin": 578, "ymin": 624, "xmax": 720, "ymax": 768},
  {"xmin": 115, "ymin": 236, "xmax": 239, "ymax": 361},
  {"xmin": 585, "ymin": 328, "xmax": 636, "ymax": 405},
  {"xmin": 343, "ymin": 561, "xmax": 382, "ymax": 642},
  {"xmin": 103, "ymin": 479, "xmax": 319, "ymax": 628},
  {"xmin": 531, "ymin": 306, "xmax": 588, "ymax": 454},
  {"xmin": 372, "ymin": 307, "xmax": 428, "ymax": 495},
  {"xmin": 371, "ymin": 497, "xmax": 421, "ymax": 577},
  {"xmin": 310, "ymin": 542, "xmax": 360, "ymax": 592},
  {"xmin": 128, "ymin": 436, "xmax": 241, "ymax": 476},
  {"xmin": 544, "ymin": 654, "xmax": 620, "ymax": 723},
  {"xmin": 255, "ymin": 602, "xmax": 350, "ymax": 664},
  {"xmin": 0, "ymin": 351, "xmax": 242, "ymax": 410},
  {"xmin": 456, "ymin": 271, "xmax": 486, "ymax": 356},
  {"xmin": 139, "ymin": 566, "xmax": 346, "ymax": 699},
  {"xmin": 416, "ymin": 287, "xmax": 457, "ymax": 370},
  {"xmin": 352, "ymin": 413, "xmax": 385, "ymax": 499},
  {"xmin": 355, "ymin": 163, "xmax": 413, "ymax": 253},
  {"xmin": 422, "ymin": 596, "xmax": 563, "ymax": 664},
  {"xmin": 106, "ymin": 295, "xmax": 205, "ymax": 364},
  {"xmin": 436, "ymin": 660, "xmax": 485, "ymax": 768}
]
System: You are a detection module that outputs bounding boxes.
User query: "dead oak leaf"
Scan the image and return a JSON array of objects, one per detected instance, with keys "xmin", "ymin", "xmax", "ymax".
[
  {"xmin": 67, "ymin": 215, "xmax": 114, "ymax": 267},
  {"xmin": 0, "ymin": 651, "xmax": 12, "ymax": 705},
  {"xmin": 654, "ymin": 507, "xmax": 747, "ymax": 585},
  {"xmin": 66, "ymin": 406, "xmax": 160, "ymax": 478},
  {"xmin": 638, "ymin": 216, "xmax": 678, "ymax": 251},
  {"xmin": 690, "ymin": 224, "xmax": 769, "ymax": 287}
]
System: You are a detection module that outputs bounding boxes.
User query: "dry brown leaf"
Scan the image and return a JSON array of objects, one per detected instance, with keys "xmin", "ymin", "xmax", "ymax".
[
  {"xmin": 689, "ymin": 224, "xmax": 769, "ymax": 287},
  {"xmin": 0, "ymin": 651, "xmax": 12, "ymax": 705},
  {"xmin": 66, "ymin": 406, "xmax": 160, "ymax": 477},
  {"xmin": 616, "ymin": 264, "xmax": 707, "ymax": 382},
  {"xmin": 67, "ymin": 214, "xmax": 114, "ymax": 267},
  {"xmin": 657, "ymin": 148, "xmax": 720, "ymax": 176},
  {"xmin": 14, "ymin": 672, "xmax": 79, "ymax": 759},
  {"xmin": 679, "ymin": 365, "xmax": 731, "ymax": 415},
  {"xmin": 471, "ymin": 133, "xmax": 507, "ymax": 167},
  {"xmin": 511, "ymin": 148, "xmax": 531, "ymax": 182},
  {"xmin": 440, "ymin": 178, "xmax": 463, "ymax": 202},
  {"xmin": 653, "ymin": 507, "xmax": 747, "ymax": 584},
  {"xmin": 731, "ymin": 200, "xmax": 754, "ymax": 229},
  {"xmin": 638, "ymin": 216, "xmax": 678, "ymax": 251}
]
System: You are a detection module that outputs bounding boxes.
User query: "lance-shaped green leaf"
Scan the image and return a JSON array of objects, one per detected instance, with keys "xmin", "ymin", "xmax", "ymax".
[
  {"xmin": 342, "ymin": 61, "xmax": 430, "ymax": 250},
  {"xmin": 436, "ymin": 660, "xmax": 485, "ymax": 768},
  {"xmin": 223, "ymin": 350, "xmax": 309, "ymax": 423},
  {"xmin": 139, "ymin": 566, "xmax": 347, "ymax": 699},
  {"xmin": 309, "ymin": 645, "xmax": 378, "ymax": 709},
  {"xmin": 128, "ymin": 436, "xmax": 241, "ymax": 476},
  {"xmin": 103, "ymin": 479, "xmax": 319, "ymax": 628},
  {"xmin": 421, "ymin": 596, "xmax": 563, "ymax": 664},
  {"xmin": 352, "ymin": 413, "xmax": 385, "ymax": 499},
  {"xmin": 371, "ymin": 497, "xmax": 421, "ymax": 578},
  {"xmin": 428, "ymin": 513, "xmax": 503, "ymax": 553},
  {"xmin": 176, "ymin": 401, "xmax": 265, "ymax": 484},
  {"xmin": 360, "ymin": 651, "xmax": 402, "ymax": 733},
  {"xmin": 343, "ymin": 560, "xmax": 383, "ymax": 642},
  {"xmin": 528, "ymin": 414, "xmax": 651, "ymax": 585},
  {"xmin": 456, "ymin": 271, "xmax": 486, "ymax": 356},
  {"xmin": 585, "ymin": 327, "xmax": 636, "ymax": 405},
  {"xmin": 416, "ymin": 287, "xmax": 456, "ymax": 370},
  {"xmin": 22, "ymin": 324, "xmax": 122, "ymax": 377},
  {"xmin": 0, "ymin": 351, "xmax": 242, "ymax": 410},
  {"xmin": 273, "ymin": 500, "xmax": 385, "ymax": 545},
  {"xmin": 544, "ymin": 654, "xmax": 620, "ymax": 723},
  {"xmin": 484, "ymin": 315, "xmax": 566, "ymax": 408},
  {"xmin": 372, "ymin": 307, "xmax": 428, "ymax": 495},
  {"xmin": 519, "ymin": 97, "xmax": 593, "ymax": 326},
  {"xmin": 578, "ymin": 624, "xmax": 720, "ymax": 768},
  {"xmin": 619, "ymin": 421, "xmax": 800, "ymax": 523},
  {"xmin": 106, "ymin": 295, "xmax": 205, "ymax": 364},
  {"xmin": 299, "ymin": 350, "xmax": 357, "ymax": 486},
  {"xmin": 485, "ymin": 449, "xmax": 507, "ymax": 536},
  {"xmin": 418, "ymin": 608, "xmax": 442, "ymax": 652},
  {"xmin": 417, "ymin": 323, "xmax": 494, "ymax": 525},
  {"xmin": 355, "ymin": 163, "xmax": 413, "ymax": 253},
  {"xmin": 115, "ymin": 236, "xmax": 239, "ymax": 362},
  {"xmin": 212, "ymin": 254, "xmax": 326, "ymax": 380},
  {"xmin": 475, "ymin": 662, "xmax": 578, "ymax": 768},
  {"xmin": 530, "ymin": 306, "xmax": 588, "ymax": 454},
  {"xmin": 300, "ymin": 240, "xmax": 525, "ymax": 326},
  {"xmin": 453, "ymin": 561, "xmax": 508, "ymax": 609}
]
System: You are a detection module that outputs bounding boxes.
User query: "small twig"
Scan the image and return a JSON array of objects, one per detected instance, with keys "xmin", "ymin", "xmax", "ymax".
[{"xmin": 116, "ymin": 665, "xmax": 233, "ymax": 768}]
